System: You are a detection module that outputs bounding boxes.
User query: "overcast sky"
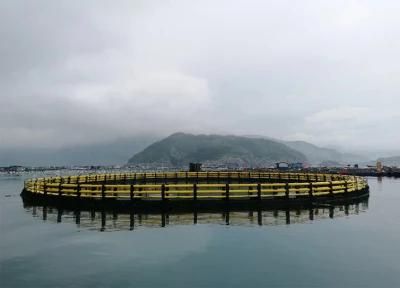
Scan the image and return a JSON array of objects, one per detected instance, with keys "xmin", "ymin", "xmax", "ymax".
[{"xmin": 1, "ymin": 0, "xmax": 399, "ymax": 152}]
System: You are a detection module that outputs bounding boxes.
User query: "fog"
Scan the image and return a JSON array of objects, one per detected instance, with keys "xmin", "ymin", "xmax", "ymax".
[{"xmin": 1, "ymin": 0, "xmax": 399, "ymax": 154}]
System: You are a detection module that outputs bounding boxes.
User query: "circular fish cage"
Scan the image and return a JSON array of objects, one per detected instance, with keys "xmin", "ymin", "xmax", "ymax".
[{"xmin": 21, "ymin": 171, "xmax": 369, "ymax": 210}]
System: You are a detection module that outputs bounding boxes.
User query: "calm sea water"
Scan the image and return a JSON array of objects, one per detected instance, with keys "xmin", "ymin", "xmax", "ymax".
[{"xmin": 1, "ymin": 173, "xmax": 400, "ymax": 287}]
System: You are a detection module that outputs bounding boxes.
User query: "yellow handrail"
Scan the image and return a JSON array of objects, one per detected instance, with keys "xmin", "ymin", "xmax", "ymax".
[{"xmin": 24, "ymin": 171, "xmax": 368, "ymax": 201}]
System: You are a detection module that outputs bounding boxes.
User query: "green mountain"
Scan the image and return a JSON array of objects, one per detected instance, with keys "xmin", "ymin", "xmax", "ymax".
[{"xmin": 128, "ymin": 133, "xmax": 307, "ymax": 167}]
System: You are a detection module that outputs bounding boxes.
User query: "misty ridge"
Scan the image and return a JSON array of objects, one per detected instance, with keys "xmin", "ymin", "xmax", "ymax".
[{"xmin": 1, "ymin": 132, "xmax": 398, "ymax": 167}]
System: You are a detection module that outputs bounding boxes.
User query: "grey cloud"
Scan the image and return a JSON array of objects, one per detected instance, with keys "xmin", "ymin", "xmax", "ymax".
[{"xmin": 0, "ymin": 0, "xmax": 399, "ymax": 152}]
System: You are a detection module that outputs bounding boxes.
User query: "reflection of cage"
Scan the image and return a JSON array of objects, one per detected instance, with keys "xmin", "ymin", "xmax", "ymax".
[{"xmin": 24, "ymin": 198, "xmax": 369, "ymax": 232}]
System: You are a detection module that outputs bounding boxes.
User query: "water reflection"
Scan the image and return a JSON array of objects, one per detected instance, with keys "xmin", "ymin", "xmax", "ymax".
[{"xmin": 22, "ymin": 198, "xmax": 369, "ymax": 232}]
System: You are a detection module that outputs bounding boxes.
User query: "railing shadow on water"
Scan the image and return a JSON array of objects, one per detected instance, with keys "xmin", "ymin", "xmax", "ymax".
[{"xmin": 21, "ymin": 195, "xmax": 369, "ymax": 232}]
